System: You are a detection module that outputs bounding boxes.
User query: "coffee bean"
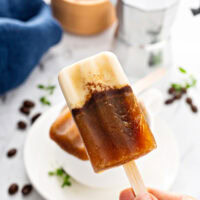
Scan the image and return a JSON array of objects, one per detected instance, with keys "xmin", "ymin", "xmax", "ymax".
[
  {"xmin": 165, "ymin": 99, "xmax": 174, "ymax": 105},
  {"xmin": 17, "ymin": 121, "xmax": 27, "ymax": 130},
  {"xmin": 23, "ymin": 100, "xmax": 35, "ymax": 108},
  {"xmin": 174, "ymin": 93, "xmax": 182, "ymax": 100},
  {"xmin": 168, "ymin": 87, "xmax": 175, "ymax": 95},
  {"xmin": 20, "ymin": 106, "xmax": 30, "ymax": 116},
  {"xmin": 191, "ymin": 8, "xmax": 200, "ymax": 16},
  {"xmin": 191, "ymin": 105, "xmax": 198, "ymax": 113},
  {"xmin": 31, "ymin": 113, "xmax": 41, "ymax": 124},
  {"xmin": 8, "ymin": 183, "xmax": 19, "ymax": 195},
  {"xmin": 186, "ymin": 97, "xmax": 192, "ymax": 105},
  {"xmin": 7, "ymin": 148, "xmax": 17, "ymax": 158},
  {"xmin": 181, "ymin": 88, "xmax": 187, "ymax": 94},
  {"xmin": 22, "ymin": 184, "xmax": 32, "ymax": 196}
]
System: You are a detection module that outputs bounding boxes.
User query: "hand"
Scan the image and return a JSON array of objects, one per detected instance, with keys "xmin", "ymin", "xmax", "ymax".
[{"xmin": 119, "ymin": 188, "xmax": 196, "ymax": 200}]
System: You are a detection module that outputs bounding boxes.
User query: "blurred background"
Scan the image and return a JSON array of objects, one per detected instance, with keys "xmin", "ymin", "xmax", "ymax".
[{"xmin": 0, "ymin": 0, "xmax": 200, "ymax": 199}]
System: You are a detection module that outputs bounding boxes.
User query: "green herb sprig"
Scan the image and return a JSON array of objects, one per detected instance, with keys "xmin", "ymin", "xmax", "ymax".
[
  {"xmin": 38, "ymin": 84, "xmax": 56, "ymax": 95},
  {"xmin": 178, "ymin": 67, "xmax": 187, "ymax": 74},
  {"xmin": 48, "ymin": 168, "xmax": 71, "ymax": 188},
  {"xmin": 37, "ymin": 84, "xmax": 56, "ymax": 106},
  {"xmin": 171, "ymin": 67, "xmax": 197, "ymax": 92},
  {"xmin": 40, "ymin": 96, "xmax": 51, "ymax": 106}
]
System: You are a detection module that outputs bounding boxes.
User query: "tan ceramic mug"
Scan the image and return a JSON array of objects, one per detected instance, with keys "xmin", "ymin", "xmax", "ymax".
[{"xmin": 51, "ymin": 0, "xmax": 116, "ymax": 35}]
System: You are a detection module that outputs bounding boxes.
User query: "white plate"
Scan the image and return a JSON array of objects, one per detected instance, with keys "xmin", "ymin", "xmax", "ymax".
[{"xmin": 24, "ymin": 103, "xmax": 180, "ymax": 200}]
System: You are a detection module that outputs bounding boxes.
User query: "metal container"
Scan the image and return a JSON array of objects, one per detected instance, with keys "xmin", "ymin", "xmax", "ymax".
[
  {"xmin": 116, "ymin": 0, "xmax": 179, "ymax": 46},
  {"xmin": 113, "ymin": 0, "xmax": 179, "ymax": 80}
]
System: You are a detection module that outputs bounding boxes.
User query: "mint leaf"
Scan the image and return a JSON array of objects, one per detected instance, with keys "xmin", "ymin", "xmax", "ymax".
[
  {"xmin": 56, "ymin": 168, "xmax": 64, "ymax": 176},
  {"xmin": 37, "ymin": 84, "xmax": 56, "ymax": 105},
  {"xmin": 171, "ymin": 83, "xmax": 182, "ymax": 91},
  {"xmin": 62, "ymin": 175, "xmax": 71, "ymax": 188},
  {"xmin": 47, "ymin": 85, "xmax": 56, "ymax": 95},
  {"xmin": 48, "ymin": 168, "xmax": 72, "ymax": 188},
  {"xmin": 38, "ymin": 84, "xmax": 45, "ymax": 89},
  {"xmin": 190, "ymin": 75, "xmax": 197, "ymax": 87},
  {"xmin": 47, "ymin": 85, "xmax": 56, "ymax": 90},
  {"xmin": 179, "ymin": 67, "xmax": 187, "ymax": 74},
  {"xmin": 37, "ymin": 84, "xmax": 56, "ymax": 94},
  {"xmin": 40, "ymin": 96, "xmax": 51, "ymax": 106},
  {"xmin": 48, "ymin": 171, "xmax": 55, "ymax": 176}
]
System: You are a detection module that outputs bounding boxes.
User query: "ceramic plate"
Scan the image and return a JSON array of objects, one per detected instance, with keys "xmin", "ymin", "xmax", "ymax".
[{"xmin": 24, "ymin": 103, "xmax": 180, "ymax": 200}]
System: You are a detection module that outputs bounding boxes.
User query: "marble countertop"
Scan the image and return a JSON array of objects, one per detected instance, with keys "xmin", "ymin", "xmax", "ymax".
[{"xmin": 1, "ymin": 0, "xmax": 200, "ymax": 199}]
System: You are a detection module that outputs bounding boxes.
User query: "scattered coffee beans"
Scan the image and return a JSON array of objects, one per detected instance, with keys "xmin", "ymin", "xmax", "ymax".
[
  {"xmin": 165, "ymin": 86, "xmax": 198, "ymax": 113},
  {"xmin": 181, "ymin": 88, "xmax": 187, "ymax": 94},
  {"xmin": 22, "ymin": 184, "xmax": 33, "ymax": 196},
  {"xmin": 17, "ymin": 121, "xmax": 27, "ymax": 130},
  {"xmin": 168, "ymin": 87, "xmax": 175, "ymax": 95},
  {"xmin": 31, "ymin": 113, "xmax": 41, "ymax": 124},
  {"xmin": 20, "ymin": 106, "xmax": 30, "ymax": 116},
  {"xmin": 8, "ymin": 183, "xmax": 19, "ymax": 195},
  {"xmin": 23, "ymin": 100, "xmax": 35, "ymax": 108},
  {"xmin": 7, "ymin": 148, "xmax": 17, "ymax": 158},
  {"xmin": 191, "ymin": 8, "xmax": 200, "ymax": 16},
  {"xmin": 186, "ymin": 97, "xmax": 192, "ymax": 105},
  {"xmin": 6, "ymin": 100, "xmax": 38, "ymax": 196},
  {"xmin": 174, "ymin": 93, "xmax": 182, "ymax": 100},
  {"xmin": 165, "ymin": 99, "xmax": 174, "ymax": 105},
  {"xmin": 191, "ymin": 105, "xmax": 198, "ymax": 113}
]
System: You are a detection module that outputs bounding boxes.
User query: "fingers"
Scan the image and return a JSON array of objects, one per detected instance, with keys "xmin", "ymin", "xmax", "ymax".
[
  {"xmin": 119, "ymin": 188, "xmax": 196, "ymax": 200},
  {"xmin": 148, "ymin": 188, "xmax": 196, "ymax": 200},
  {"xmin": 119, "ymin": 189, "xmax": 157, "ymax": 200},
  {"xmin": 119, "ymin": 189, "xmax": 135, "ymax": 200}
]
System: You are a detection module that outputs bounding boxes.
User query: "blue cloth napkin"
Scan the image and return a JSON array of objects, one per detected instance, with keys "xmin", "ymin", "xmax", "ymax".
[{"xmin": 0, "ymin": 0, "xmax": 63, "ymax": 95}]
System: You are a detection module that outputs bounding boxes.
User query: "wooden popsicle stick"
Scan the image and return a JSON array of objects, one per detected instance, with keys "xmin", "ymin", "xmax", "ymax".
[
  {"xmin": 133, "ymin": 67, "xmax": 166, "ymax": 95},
  {"xmin": 123, "ymin": 160, "xmax": 147, "ymax": 196},
  {"xmin": 123, "ymin": 67, "xmax": 166, "ymax": 196}
]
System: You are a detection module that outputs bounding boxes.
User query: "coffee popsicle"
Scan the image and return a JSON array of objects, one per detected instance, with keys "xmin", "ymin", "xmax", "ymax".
[
  {"xmin": 58, "ymin": 52, "xmax": 156, "ymax": 194},
  {"xmin": 50, "ymin": 106, "xmax": 88, "ymax": 161}
]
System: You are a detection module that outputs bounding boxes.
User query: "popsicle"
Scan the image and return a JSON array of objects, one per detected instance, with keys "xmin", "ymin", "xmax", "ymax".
[
  {"xmin": 50, "ymin": 106, "xmax": 88, "ymax": 160},
  {"xmin": 58, "ymin": 52, "xmax": 157, "ymax": 195}
]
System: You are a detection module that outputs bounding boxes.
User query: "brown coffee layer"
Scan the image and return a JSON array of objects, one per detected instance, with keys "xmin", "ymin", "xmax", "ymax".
[{"xmin": 72, "ymin": 85, "xmax": 157, "ymax": 172}]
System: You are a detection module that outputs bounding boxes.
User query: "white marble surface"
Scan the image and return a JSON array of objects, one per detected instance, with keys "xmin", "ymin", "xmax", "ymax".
[{"xmin": 1, "ymin": 0, "xmax": 200, "ymax": 199}]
